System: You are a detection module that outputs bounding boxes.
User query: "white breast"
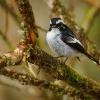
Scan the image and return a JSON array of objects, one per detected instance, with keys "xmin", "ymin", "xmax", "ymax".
[{"xmin": 46, "ymin": 28, "xmax": 82, "ymax": 57}]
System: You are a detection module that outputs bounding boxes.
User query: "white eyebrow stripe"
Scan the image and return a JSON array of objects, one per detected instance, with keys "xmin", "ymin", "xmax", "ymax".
[{"xmin": 56, "ymin": 19, "xmax": 64, "ymax": 24}]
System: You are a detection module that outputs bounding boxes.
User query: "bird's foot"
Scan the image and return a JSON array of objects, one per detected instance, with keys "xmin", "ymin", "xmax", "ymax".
[
  {"xmin": 55, "ymin": 56, "xmax": 64, "ymax": 59},
  {"xmin": 76, "ymin": 57, "xmax": 81, "ymax": 62},
  {"xmin": 55, "ymin": 56, "xmax": 68, "ymax": 64},
  {"xmin": 64, "ymin": 58, "xmax": 68, "ymax": 64},
  {"xmin": 36, "ymin": 66, "xmax": 41, "ymax": 74}
]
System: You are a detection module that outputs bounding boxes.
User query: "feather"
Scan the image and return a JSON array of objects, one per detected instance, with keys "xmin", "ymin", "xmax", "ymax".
[{"xmin": 60, "ymin": 29, "xmax": 99, "ymax": 65}]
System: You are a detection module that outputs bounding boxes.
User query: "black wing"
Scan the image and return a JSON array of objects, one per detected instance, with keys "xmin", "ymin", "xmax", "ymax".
[
  {"xmin": 61, "ymin": 31, "xmax": 87, "ymax": 55},
  {"xmin": 59, "ymin": 24, "xmax": 76, "ymax": 38},
  {"xmin": 60, "ymin": 30, "xmax": 99, "ymax": 65}
]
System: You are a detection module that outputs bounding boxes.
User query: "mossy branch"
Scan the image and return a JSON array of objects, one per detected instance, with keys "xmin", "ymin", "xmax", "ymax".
[
  {"xmin": 0, "ymin": 0, "xmax": 100, "ymax": 99},
  {"xmin": 27, "ymin": 45, "xmax": 100, "ymax": 99},
  {"xmin": 0, "ymin": 68, "xmax": 92, "ymax": 99},
  {"xmin": 0, "ymin": 44, "xmax": 99, "ymax": 99},
  {"xmin": 0, "ymin": 45, "xmax": 92, "ymax": 99},
  {"xmin": 15, "ymin": 0, "xmax": 38, "ymax": 45}
]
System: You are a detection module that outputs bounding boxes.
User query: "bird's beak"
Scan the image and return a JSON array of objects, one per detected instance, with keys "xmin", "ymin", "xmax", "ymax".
[{"xmin": 50, "ymin": 24, "xmax": 57, "ymax": 28}]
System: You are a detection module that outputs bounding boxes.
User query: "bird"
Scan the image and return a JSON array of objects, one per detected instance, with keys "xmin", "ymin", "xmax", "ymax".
[{"xmin": 46, "ymin": 18, "xmax": 100, "ymax": 65}]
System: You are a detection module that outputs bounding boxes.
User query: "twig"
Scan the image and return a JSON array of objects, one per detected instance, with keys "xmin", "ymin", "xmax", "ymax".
[
  {"xmin": 0, "ymin": 75, "xmax": 24, "ymax": 90},
  {"xmin": 4, "ymin": 0, "xmax": 9, "ymax": 36},
  {"xmin": 82, "ymin": 6, "xmax": 99, "ymax": 34},
  {"xmin": 36, "ymin": 25, "xmax": 47, "ymax": 32},
  {"xmin": 0, "ymin": 0, "xmax": 20, "ymax": 25},
  {"xmin": 0, "ymin": 30, "xmax": 13, "ymax": 49}
]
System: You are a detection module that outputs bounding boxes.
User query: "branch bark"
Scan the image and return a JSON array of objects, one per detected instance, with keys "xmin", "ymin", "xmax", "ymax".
[
  {"xmin": 0, "ymin": 68, "xmax": 92, "ymax": 99},
  {"xmin": 15, "ymin": 0, "xmax": 38, "ymax": 45},
  {"xmin": 0, "ymin": 0, "xmax": 100, "ymax": 99},
  {"xmin": 0, "ymin": 45, "xmax": 92, "ymax": 99},
  {"xmin": 27, "ymin": 46, "xmax": 100, "ymax": 99},
  {"xmin": 1, "ymin": 44, "xmax": 99, "ymax": 99}
]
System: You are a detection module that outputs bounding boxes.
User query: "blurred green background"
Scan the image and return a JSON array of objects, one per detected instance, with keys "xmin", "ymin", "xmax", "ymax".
[{"xmin": 0, "ymin": 0, "xmax": 100, "ymax": 100}]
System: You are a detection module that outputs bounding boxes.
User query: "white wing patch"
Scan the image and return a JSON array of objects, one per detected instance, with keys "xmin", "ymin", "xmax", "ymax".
[{"xmin": 68, "ymin": 37, "xmax": 83, "ymax": 47}]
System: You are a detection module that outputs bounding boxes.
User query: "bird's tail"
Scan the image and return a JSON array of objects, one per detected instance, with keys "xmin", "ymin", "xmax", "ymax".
[{"xmin": 85, "ymin": 53, "xmax": 100, "ymax": 65}]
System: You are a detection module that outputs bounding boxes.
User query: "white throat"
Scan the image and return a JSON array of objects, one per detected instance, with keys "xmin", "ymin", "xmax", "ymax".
[{"xmin": 49, "ymin": 28, "xmax": 60, "ymax": 36}]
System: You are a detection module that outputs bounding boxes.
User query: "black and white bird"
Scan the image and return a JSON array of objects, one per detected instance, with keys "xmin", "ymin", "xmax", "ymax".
[{"xmin": 46, "ymin": 18, "xmax": 99, "ymax": 65}]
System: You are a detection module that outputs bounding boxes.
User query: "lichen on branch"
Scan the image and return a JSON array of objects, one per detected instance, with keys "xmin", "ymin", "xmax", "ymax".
[
  {"xmin": 28, "ymin": 45, "xmax": 100, "ymax": 99},
  {"xmin": 15, "ymin": 0, "xmax": 38, "ymax": 44},
  {"xmin": 0, "ymin": 68, "xmax": 92, "ymax": 99},
  {"xmin": 0, "ymin": 0, "xmax": 100, "ymax": 99}
]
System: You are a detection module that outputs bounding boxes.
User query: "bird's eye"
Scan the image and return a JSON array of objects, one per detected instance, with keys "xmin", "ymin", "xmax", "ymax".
[
  {"xmin": 58, "ymin": 22, "xmax": 62, "ymax": 27},
  {"xmin": 59, "ymin": 23, "xmax": 61, "ymax": 26}
]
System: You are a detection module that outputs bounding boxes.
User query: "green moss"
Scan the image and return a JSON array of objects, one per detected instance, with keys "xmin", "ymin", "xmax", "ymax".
[{"xmin": 27, "ymin": 46, "xmax": 100, "ymax": 99}]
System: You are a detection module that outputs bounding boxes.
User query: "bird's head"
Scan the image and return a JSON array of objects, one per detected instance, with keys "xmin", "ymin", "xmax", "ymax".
[{"xmin": 50, "ymin": 18, "xmax": 65, "ymax": 28}]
